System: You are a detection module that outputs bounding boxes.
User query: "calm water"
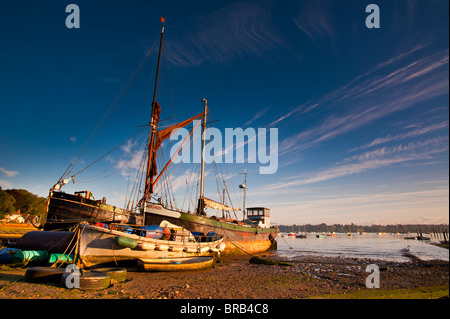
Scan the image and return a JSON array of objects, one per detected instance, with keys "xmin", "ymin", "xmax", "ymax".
[{"xmin": 275, "ymin": 233, "xmax": 449, "ymax": 262}]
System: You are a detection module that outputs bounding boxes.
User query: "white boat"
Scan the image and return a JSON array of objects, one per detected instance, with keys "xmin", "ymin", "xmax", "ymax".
[{"xmin": 77, "ymin": 221, "xmax": 225, "ymax": 267}]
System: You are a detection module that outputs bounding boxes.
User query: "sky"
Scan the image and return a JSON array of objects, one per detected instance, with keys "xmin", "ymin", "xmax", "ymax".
[{"xmin": 0, "ymin": 0, "xmax": 448, "ymax": 225}]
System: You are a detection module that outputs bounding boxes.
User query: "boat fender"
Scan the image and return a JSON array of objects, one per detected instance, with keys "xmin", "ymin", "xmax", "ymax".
[
  {"xmin": 217, "ymin": 242, "xmax": 226, "ymax": 252},
  {"xmin": 12, "ymin": 250, "xmax": 49, "ymax": 266},
  {"xmin": 198, "ymin": 246, "xmax": 210, "ymax": 253},
  {"xmin": 184, "ymin": 247, "xmax": 197, "ymax": 253},
  {"xmin": 155, "ymin": 244, "xmax": 169, "ymax": 251},
  {"xmin": 138, "ymin": 242, "xmax": 156, "ymax": 250},
  {"xmin": 115, "ymin": 236, "xmax": 138, "ymax": 249},
  {"xmin": 169, "ymin": 246, "xmax": 183, "ymax": 252},
  {"xmin": 48, "ymin": 253, "xmax": 75, "ymax": 264}
]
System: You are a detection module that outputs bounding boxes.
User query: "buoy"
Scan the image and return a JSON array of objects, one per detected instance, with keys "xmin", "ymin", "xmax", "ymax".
[
  {"xmin": 115, "ymin": 236, "xmax": 138, "ymax": 249},
  {"xmin": 48, "ymin": 253, "xmax": 75, "ymax": 264},
  {"xmin": 12, "ymin": 250, "xmax": 49, "ymax": 265}
]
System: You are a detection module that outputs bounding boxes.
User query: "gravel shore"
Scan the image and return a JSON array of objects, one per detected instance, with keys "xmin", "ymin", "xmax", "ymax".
[{"xmin": 0, "ymin": 253, "xmax": 448, "ymax": 299}]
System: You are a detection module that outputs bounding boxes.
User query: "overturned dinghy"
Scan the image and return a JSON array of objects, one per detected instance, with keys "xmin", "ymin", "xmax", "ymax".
[
  {"xmin": 138, "ymin": 256, "xmax": 215, "ymax": 272},
  {"xmin": 78, "ymin": 221, "xmax": 225, "ymax": 267}
]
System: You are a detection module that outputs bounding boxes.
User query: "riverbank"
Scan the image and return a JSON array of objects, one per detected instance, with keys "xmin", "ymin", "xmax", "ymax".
[
  {"xmin": 0, "ymin": 252, "xmax": 448, "ymax": 300},
  {"xmin": 0, "ymin": 223, "xmax": 36, "ymax": 241}
]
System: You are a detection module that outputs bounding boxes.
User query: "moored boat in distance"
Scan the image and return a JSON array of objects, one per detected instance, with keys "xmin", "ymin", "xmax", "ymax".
[{"xmin": 287, "ymin": 232, "xmax": 296, "ymax": 237}]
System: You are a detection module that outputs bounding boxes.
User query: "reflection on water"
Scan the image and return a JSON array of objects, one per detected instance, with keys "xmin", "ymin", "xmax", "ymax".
[{"xmin": 275, "ymin": 233, "xmax": 449, "ymax": 262}]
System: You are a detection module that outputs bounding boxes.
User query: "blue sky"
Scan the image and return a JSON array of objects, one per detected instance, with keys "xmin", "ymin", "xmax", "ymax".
[{"xmin": 0, "ymin": 0, "xmax": 448, "ymax": 225}]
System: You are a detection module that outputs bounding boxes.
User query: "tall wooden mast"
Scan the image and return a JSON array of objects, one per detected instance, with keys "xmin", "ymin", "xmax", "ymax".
[
  {"xmin": 143, "ymin": 18, "xmax": 165, "ymax": 203},
  {"xmin": 197, "ymin": 98, "xmax": 208, "ymax": 215}
]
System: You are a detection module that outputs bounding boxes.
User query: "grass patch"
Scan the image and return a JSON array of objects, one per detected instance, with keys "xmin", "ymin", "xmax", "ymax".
[
  {"xmin": 0, "ymin": 224, "xmax": 36, "ymax": 232},
  {"xmin": 308, "ymin": 285, "xmax": 449, "ymax": 299}
]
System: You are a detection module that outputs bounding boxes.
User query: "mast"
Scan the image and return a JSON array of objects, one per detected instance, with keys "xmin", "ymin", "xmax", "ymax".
[
  {"xmin": 197, "ymin": 98, "xmax": 208, "ymax": 214},
  {"xmin": 239, "ymin": 169, "xmax": 247, "ymax": 221},
  {"xmin": 143, "ymin": 17, "xmax": 165, "ymax": 203},
  {"xmin": 200, "ymin": 98, "xmax": 208, "ymax": 198}
]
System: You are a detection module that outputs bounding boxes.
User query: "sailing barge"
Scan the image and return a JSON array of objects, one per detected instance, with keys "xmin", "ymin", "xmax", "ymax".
[{"xmin": 43, "ymin": 18, "xmax": 279, "ymax": 255}]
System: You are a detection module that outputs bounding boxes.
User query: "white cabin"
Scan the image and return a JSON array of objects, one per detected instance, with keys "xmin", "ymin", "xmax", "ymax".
[{"xmin": 246, "ymin": 207, "xmax": 271, "ymax": 228}]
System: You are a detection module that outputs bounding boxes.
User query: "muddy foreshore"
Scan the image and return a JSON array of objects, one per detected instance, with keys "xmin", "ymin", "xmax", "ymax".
[{"xmin": 0, "ymin": 252, "xmax": 448, "ymax": 300}]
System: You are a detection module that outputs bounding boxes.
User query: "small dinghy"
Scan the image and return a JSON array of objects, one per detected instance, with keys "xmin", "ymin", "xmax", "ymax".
[{"xmin": 137, "ymin": 256, "xmax": 215, "ymax": 272}]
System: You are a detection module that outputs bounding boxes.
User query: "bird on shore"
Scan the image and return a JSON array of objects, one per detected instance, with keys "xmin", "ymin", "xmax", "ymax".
[{"xmin": 400, "ymin": 245, "xmax": 411, "ymax": 253}]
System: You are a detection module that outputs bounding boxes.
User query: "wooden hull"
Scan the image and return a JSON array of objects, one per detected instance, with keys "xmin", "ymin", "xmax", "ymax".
[
  {"xmin": 144, "ymin": 203, "xmax": 278, "ymax": 255},
  {"xmin": 44, "ymin": 191, "xmax": 143, "ymax": 230},
  {"xmin": 78, "ymin": 223, "xmax": 224, "ymax": 267},
  {"xmin": 138, "ymin": 256, "xmax": 215, "ymax": 272}
]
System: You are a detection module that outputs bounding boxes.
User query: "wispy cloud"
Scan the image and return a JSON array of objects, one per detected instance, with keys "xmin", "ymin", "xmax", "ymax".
[
  {"xmin": 0, "ymin": 167, "xmax": 19, "ymax": 177},
  {"xmin": 243, "ymin": 106, "xmax": 270, "ymax": 126},
  {"xmin": 164, "ymin": 2, "xmax": 284, "ymax": 67},
  {"xmin": 269, "ymin": 43, "xmax": 430, "ymax": 128},
  {"xmin": 114, "ymin": 141, "xmax": 146, "ymax": 178},
  {"xmin": 351, "ymin": 121, "xmax": 449, "ymax": 151},
  {"xmin": 293, "ymin": 0, "xmax": 336, "ymax": 51},
  {"xmin": 267, "ymin": 137, "xmax": 448, "ymax": 191},
  {"xmin": 276, "ymin": 48, "xmax": 449, "ymax": 155}
]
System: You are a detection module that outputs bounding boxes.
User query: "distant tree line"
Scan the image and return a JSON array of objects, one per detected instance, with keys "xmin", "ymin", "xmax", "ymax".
[
  {"xmin": 0, "ymin": 187, "xmax": 46, "ymax": 218},
  {"xmin": 279, "ymin": 222, "xmax": 449, "ymax": 234}
]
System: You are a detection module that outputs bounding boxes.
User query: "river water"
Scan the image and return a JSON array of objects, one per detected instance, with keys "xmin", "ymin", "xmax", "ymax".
[{"xmin": 274, "ymin": 232, "xmax": 449, "ymax": 262}]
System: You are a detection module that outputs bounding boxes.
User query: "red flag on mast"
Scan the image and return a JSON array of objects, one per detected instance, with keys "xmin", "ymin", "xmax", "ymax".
[{"xmin": 160, "ymin": 17, "xmax": 165, "ymax": 23}]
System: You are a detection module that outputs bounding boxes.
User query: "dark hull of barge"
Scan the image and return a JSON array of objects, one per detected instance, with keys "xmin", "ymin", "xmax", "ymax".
[{"xmin": 43, "ymin": 191, "xmax": 143, "ymax": 230}]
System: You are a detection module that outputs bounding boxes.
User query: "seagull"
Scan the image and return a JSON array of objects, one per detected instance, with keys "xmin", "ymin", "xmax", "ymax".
[{"xmin": 400, "ymin": 245, "xmax": 411, "ymax": 253}]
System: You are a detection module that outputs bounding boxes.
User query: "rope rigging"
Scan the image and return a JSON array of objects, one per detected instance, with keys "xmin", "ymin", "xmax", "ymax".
[
  {"xmin": 48, "ymin": 30, "xmax": 247, "ymax": 224},
  {"xmin": 56, "ymin": 36, "xmax": 160, "ymax": 187}
]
